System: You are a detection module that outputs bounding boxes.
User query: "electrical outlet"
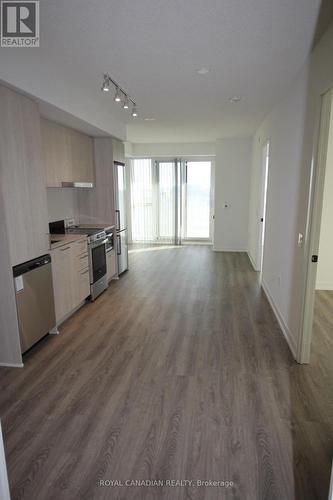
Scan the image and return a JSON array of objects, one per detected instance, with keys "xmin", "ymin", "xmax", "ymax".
[{"xmin": 65, "ymin": 217, "xmax": 75, "ymax": 228}]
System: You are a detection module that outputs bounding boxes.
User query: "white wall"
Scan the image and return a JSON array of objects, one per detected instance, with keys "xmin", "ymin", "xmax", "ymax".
[
  {"xmin": 46, "ymin": 188, "xmax": 79, "ymax": 224},
  {"xmin": 213, "ymin": 138, "xmax": 252, "ymax": 251},
  {"xmin": 317, "ymin": 96, "xmax": 333, "ymax": 289},
  {"xmin": 128, "ymin": 142, "xmax": 216, "ymax": 158},
  {"xmin": 248, "ymin": 22, "xmax": 333, "ymax": 358}
]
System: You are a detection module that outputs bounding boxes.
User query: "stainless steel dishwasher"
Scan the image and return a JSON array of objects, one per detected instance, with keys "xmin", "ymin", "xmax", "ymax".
[{"xmin": 13, "ymin": 254, "xmax": 56, "ymax": 353}]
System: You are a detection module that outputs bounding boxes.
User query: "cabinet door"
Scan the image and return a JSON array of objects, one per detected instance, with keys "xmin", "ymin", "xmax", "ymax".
[
  {"xmin": 71, "ymin": 239, "xmax": 90, "ymax": 306},
  {"xmin": 70, "ymin": 129, "xmax": 94, "ymax": 183},
  {"xmin": 51, "ymin": 246, "xmax": 74, "ymax": 322},
  {"xmin": 77, "ymin": 268, "xmax": 90, "ymax": 304},
  {"xmin": 0, "ymin": 87, "xmax": 49, "ymax": 266},
  {"xmin": 41, "ymin": 119, "xmax": 72, "ymax": 187},
  {"xmin": 106, "ymin": 250, "xmax": 116, "ymax": 281}
]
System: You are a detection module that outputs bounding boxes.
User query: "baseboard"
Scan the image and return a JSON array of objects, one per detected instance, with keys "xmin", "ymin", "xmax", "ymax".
[
  {"xmin": 316, "ymin": 282, "xmax": 333, "ymax": 291},
  {"xmin": 0, "ymin": 362, "xmax": 24, "ymax": 368},
  {"xmin": 247, "ymin": 252, "xmax": 259, "ymax": 271},
  {"xmin": 213, "ymin": 247, "xmax": 248, "ymax": 252},
  {"xmin": 261, "ymin": 279, "xmax": 297, "ymax": 359}
]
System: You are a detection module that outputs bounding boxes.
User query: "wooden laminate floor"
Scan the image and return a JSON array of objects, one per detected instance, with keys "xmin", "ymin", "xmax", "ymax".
[{"xmin": 0, "ymin": 247, "xmax": 332, "ymax": 500}]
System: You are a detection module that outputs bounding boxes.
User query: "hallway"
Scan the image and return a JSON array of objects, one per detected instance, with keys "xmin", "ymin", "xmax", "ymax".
[{"xmin": 0, "ymin": 247, "xmax": 332, "ymax": 500}]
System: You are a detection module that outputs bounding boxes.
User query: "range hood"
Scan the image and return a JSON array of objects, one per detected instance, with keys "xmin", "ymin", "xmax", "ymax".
[{"xmin": 61, "ymin": 181, "xmax": 94, "ymax": 188}]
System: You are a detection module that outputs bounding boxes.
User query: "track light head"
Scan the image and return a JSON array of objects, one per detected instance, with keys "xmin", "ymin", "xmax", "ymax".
[
  {"xmin": 123, "ymin": 96, "xmax": 129, "ymax": 109},
  {"xmin": 132, "ymin": 105, "xmax": 138, "ymax": 117},
  {"xmin": 101, "ymin": 75, "xmax": 110, "ymax": 92},
  {"xmin": 114, "ymin": 87, "xmax": 122, "ymax": 102}
]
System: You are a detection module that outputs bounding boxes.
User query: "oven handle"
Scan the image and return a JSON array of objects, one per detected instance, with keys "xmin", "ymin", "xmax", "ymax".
[
  {"xmin": 89, "ymin": 238, "xmax": 108, "ymax": 249},
  {"xmin": 117, "ymin": 234, "xmax": 121, "ymax": 256}
]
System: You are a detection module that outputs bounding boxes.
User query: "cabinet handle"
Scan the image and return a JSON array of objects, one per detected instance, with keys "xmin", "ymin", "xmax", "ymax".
[
  {"xmin": 60, "ymin": 246, "xmax": 71, "ymax": 251},
  {"xmin": 116, "ymin": 210, "xmax": 121, "ymax": 231}
]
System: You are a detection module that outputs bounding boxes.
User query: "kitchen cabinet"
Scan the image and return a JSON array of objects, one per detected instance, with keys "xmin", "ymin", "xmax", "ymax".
[
  {"xmin": 41, "ymin": 119, "xmax": 95, "ymax": 188},
  {"xmin": 51, "ymin": 238, "xmax": 90, "ymax": 323},
  {"xmin": 41, "ymin": 119, "xmax": 72, "ymax": 187},
  {"xmin": 106, "ymin": 249, "xmax": 117, "ymax": 281},
  {"xmin": 0, "ymin": 85, "xmax": 51, "ymax": 366},
  {"xmin": 0, "ymin": 86, "xmax": 49, "ymax": 268},
  {"xmin": 72, "ymin": 238, "xmax": 90, "ymax": 305},
  {"xmin": 51, "ymin": 244, "xmax": 73, "ymax": 322},
  {"xmin": 70, "ymin": 128, "xmax": 94, "ymax": 184}
]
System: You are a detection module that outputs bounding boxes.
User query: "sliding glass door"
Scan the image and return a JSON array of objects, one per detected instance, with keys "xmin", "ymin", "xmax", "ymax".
[
  {"xmin": 157, "ymin": 162, "xmax": 176, "ymax": 243},
  {"xmin": 130, "ymin": 159, "xmax": 212, "ymax": 244},
  {"xmin": 130, "ymin": 159, "xmax": 155, "ymax": 242},
  {"xmin": 183, "ymin": 161, "xmax": 211, "ymax": 240}
]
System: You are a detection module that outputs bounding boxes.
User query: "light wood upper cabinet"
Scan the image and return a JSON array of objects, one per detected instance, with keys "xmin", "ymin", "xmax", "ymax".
[
  {"xmin": 41, "ymin": 119, "xmax": 95, "ymax": 187},
  {"xmin": 0, "ymin": 86, "xmax": 49, "ymax": 267},
  {"xmin": 41, "ymin": 120, "xmax": 72, "ymax": 187},
  {"xmin": 70, "ymin": 129, "xmax": 94, "ymax": 184}
]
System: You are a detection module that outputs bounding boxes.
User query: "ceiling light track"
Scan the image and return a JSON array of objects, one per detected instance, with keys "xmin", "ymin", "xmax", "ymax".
[{"xmin": 101, "ymin": 73, "xmax": 138, "ymax": 117}]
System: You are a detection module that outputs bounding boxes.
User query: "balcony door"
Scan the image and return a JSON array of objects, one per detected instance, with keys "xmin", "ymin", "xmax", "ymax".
[
  {"xmin": 130, "ymin": 159, "xmax": 212, "ymax": 244},
  {"xmin": 183, "ymin": 161, "xmax": 212, "ymax": 241}
]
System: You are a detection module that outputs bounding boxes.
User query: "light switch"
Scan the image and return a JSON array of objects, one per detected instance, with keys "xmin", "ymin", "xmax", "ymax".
[{"xmin": 298, "ymin": 233, "xmax": 304, "ymax": 247}]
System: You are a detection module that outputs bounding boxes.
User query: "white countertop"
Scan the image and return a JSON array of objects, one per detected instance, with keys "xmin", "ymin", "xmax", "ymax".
[
  {"xmin": 78, "ymin": 223, "xmax": 115, "ymax": 231},
  {"xmin": 49, "ymin": 233, "xmax": 88, "ymax": 250}
]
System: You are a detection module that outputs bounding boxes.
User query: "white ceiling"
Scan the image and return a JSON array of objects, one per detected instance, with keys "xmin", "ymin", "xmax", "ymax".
[{"xmin": 0, "ymin": 0, "xmax": 322, "ymax": 142}]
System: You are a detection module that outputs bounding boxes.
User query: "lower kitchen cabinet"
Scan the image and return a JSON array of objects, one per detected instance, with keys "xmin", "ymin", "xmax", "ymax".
[
  {"xmin": 106, "ymin": 249, "xmax": 117, "ymax": 281},
  {"xmin": 77, "ymin": 268, "xmax": 90, "ymax": 304},
  {"xmin": 51, "ymin": 238, "xmax": 90, "ymax": 323},
  {"xmin": 51, "ymin": 244, "xmax": 73, "ymax": 322}
]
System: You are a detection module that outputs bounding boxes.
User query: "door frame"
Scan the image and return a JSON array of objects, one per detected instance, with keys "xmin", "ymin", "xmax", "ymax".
[
  {"xmin": 297, "ymin": 88, "xmax": 333, "ymax": 363},
  {"xmin": 257, "ymin": 140, "xmax": 270, "ymax": 272}
]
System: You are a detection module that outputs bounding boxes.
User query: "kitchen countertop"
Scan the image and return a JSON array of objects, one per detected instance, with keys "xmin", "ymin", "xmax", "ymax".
[
  {"xmin": 79, "ymin": 224, "xmax": 115, "ymax": 231},
  {"xmin": 49, "ymin": 233, "xmax": 88, "ymax": 250}
]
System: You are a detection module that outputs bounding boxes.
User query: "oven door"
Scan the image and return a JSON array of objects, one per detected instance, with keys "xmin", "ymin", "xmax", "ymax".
[{"xmin": 89, "ymin": 241, "xmax": 107, "ymax": 284}]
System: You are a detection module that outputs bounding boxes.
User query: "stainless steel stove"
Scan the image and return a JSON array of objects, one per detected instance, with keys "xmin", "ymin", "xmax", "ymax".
[{"xmin": 67, "ymin": 227, "xmax": 108, "ymax": 300}]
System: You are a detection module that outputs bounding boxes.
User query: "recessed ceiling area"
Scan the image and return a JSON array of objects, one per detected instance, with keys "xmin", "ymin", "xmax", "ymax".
[{"xmin": 0, "ymin": 0, "xmax": 322, "ymax": 143}]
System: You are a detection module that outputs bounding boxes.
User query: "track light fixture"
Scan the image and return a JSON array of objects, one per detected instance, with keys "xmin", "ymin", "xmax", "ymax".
[{"xmin": 101, "ymin": 73, "xmax": 137, "ymax": 117}]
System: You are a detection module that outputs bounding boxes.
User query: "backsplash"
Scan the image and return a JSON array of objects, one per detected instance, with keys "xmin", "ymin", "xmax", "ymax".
[{"xmin": 47, "ymin": 188, "xmax": 79, "ymax": 224}]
